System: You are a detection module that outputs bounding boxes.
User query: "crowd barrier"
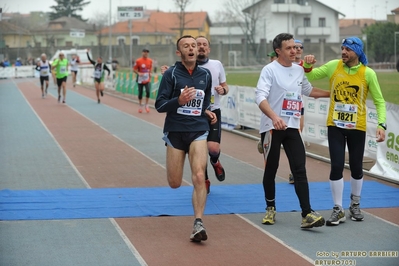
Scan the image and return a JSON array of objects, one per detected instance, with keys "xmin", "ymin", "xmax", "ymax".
[
  {"xmin": 219, "ymin": 85, "xmax": 399, "ymax": 182},
  {"xmin": 0, "ymin": 66, "xmax": 36, "ymax": 78}
]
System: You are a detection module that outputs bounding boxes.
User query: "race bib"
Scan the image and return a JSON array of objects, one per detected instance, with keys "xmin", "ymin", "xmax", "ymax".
[
  {"xmin": 333, "ymin": 103, "xmax": 358, "ymax": 129},
  {"xmin": 138, "ymin": 72, "xmax": 149, "ymax": 84},
  {"xmin": 177, "ymin": 89, "xmax": 205, "ymax": 116},
  {"xmin": 280, "ymin": 92, "xmax": 302, "ymax": 118},
  {"xmin": 59, "ymin": 66, "xmax": 67, "ymax": 74},
  {"xmin": 210, "ymin": 94, "xmax": 215, "ymax": 104},
  {"xmin": 40, "ymin": 69, "xmax": 48, "ymax": 76},
  {"xmin": 94, "ymin": 69, "xmax": 102, "ymax": 79}
]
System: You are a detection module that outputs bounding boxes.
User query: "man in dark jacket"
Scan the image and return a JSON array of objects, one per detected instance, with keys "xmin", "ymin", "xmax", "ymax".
[{"xmin": 155, "ymin": 35, "xmax": 216, "ymax": 243}]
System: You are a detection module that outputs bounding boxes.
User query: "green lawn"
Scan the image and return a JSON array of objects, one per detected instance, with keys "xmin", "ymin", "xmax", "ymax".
[{"xmin": 226, "ymin": 71, "xmax": 399, "ymax": 105}]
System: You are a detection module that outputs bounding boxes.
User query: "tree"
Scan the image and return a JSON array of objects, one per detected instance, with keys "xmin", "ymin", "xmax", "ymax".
[
  {"xmin": 220, "ymin": 0, "xmax": 265, "ymax": 62},
  {"xmin": 89, "ymin": 12, "xmax": 108, "ymax": 56},
  {"xmin": 363, "ymin": 22, "xmax": 399, "ymax": 62},
  {"xmin": 173, "ymin": 0, "xmax": 193, "ymax": 37},
  {"xmin": 49, "ymin": 0, "xmax": 90, "ymax": 21}
]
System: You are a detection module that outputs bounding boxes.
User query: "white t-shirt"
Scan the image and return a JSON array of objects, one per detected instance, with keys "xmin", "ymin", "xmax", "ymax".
[
  {"xmin": 38, "ymin": 60, "xmax": 50, "ymax": 77},
  {"xmin": 70, "ymin": 59, "xmax": 79, "ymax": 71},
  {"xmin": 200, "ymin": 59, "xmax": 226, "ymax": 111},
  {"xmin": 255, "ymin": 60, "xmax": 313, "ymax": 133}
]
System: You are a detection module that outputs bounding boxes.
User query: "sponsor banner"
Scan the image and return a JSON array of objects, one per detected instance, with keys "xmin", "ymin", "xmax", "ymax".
[
  {"xmin": 237, "ymin": 86, "xmax": 261, "ymax": 130},
  {"xmin": 15, "ymin": 66, "xmax": 35, "ymax": 78},
  {"xmin": 220, "ymin": 86, "xmax": 398, "ymax": 182},
  {"xmin": 219, "ymin": 85, "xmax": 238, "ymax": 130},
  {"xmin": 0, "ymin": 67, "xmax": 14, "ymax": 78},
  {"xmin": 0, "ymin": 66, "xmax": 35, "ymax": 78},
  {"xmin": 370, "ymin": 102, "xmax": 399, "ymax": 181}
]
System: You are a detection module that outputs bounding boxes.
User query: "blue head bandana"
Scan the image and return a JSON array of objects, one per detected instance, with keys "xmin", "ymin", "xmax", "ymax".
[{"xmin": 342, "ymin": 37, "xmax": 368, "ymax": 65}]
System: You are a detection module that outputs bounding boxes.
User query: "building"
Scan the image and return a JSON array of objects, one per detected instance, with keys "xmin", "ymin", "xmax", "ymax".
[
  {"xmin": 99, "ymin": 11, "xmax": 211, "ymax": 47},
  {"xmin": 31, "ymin": 16, "xmax": 97, "ymax": 48},
  {"xmin": 239, "ymin": 0, "xmax": 343, "ymax": 44},
  {"xmin": 387, "ymin": 7, "xmax": 399, "ymax": 24}
]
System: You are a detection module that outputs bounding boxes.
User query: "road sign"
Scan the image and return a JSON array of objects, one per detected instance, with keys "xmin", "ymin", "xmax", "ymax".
[
  {"xmin": 70, "ymin": 29, "xmax": 85, "ymax": 38},
  {"xmin": 117, "ymin": 6, "xmax": 144, "ymax": 20}
]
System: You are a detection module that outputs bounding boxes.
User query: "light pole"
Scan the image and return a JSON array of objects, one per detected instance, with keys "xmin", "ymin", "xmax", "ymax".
[
  {"xmin": 395, "ymin": 32, "xmax": 399, "ymax": 68},
  {"xmin": 108, "ymin": 0, "xmax": 112, "ymax": 63}
]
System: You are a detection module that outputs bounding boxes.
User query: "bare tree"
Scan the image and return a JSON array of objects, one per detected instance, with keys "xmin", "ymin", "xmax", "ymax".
[
  {"xmin": 173, "ymin": 0, "xmax": 193, "ymax": 37},
  {"xmin": 221, "ymin": 0, "xmax": 265, "ymax": 59},
  {"xmin": 89, "ymin": 12, "xmax": 109, "ymax": 56}
]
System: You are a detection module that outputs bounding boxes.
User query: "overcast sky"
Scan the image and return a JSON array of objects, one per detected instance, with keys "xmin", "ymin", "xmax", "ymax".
[{"xmin": 2, "ymin": 0, "xmax": 398, "ymax": 21}]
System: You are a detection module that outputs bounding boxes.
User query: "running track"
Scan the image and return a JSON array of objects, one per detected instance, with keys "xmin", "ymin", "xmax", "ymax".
[{"xmin": 0, "ymin": 78, "xmax": 398, "ymax": 266}]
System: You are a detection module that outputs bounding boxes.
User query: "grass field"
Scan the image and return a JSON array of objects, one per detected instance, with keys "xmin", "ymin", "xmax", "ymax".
[{"xmin": 226, "ymin": 70, "xmax": 399, "ymax": 105}]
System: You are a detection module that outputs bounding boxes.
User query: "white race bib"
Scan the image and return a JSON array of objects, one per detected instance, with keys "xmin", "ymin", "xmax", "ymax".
[
  {"xmin": 177, "ymin": 89, "xmax": 205, "ymax": 116},
  {"xmin": 138, "ymin": 72, "xmax": 149, "ymax": 84},
  {"xmin": 59, "ymin": 66, "xmax": 67, "ymax": 74},
  {"xmin": 94, "ymin": 69, "xmax": 102, "ymax": 79},
  {"xmin": 280, "ymin": 92, "xmax": 302, "ymax": 118},
  {"xmin": 333, "ymin": 103, "xmax": 358, "ymax": 129}
]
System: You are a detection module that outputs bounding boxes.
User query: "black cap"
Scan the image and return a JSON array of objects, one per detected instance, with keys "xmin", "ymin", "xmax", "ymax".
[{"xmin": 142, "ymin": 49, "xmax": 149, "ymax": 53}]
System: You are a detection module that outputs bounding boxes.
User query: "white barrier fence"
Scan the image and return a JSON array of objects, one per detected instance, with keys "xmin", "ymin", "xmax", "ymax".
[
  {"xmin": 0, "ymin": 65, "xmax": 115, "ymax": 89},
  {"xmin": 220, "ymin": 85, "xmax": 399, "ymax": 182},
  {"xmin": 0, "ymin": 66, "xmax": 36, "ymax": 78}
]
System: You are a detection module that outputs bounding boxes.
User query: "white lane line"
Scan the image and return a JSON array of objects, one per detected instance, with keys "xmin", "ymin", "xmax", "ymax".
[
  {"xmin": 16, "ymin": 81, "xmax": 148, "ymax": 266},
  {"xmin": 235, "ymin": 214, "xmax": 315, "ymax": 264}
]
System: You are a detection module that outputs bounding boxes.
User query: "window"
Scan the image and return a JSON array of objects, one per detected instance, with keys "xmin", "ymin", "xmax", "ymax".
[
  {"xmin": 304, "ymin": 17, "xmax": 310, "ymax": 27},
  {"xmin": 117, "ymin": 36, "xmax": 126, "ymax": 45},
  {"xmin": 65, "ymin": 41, "xmax": 73, "ymax": 47},
  {"xmin": 132, "ymin": 37, "xmax": 139, "ymax": 45},
  {"xmin": 297, "ymin": 0, "xmax": 305, "ymax": 5},
  {"xmin": 274, "ymin": 0, "xmax": 285, "ymax": 3},
  {"xmin": 319, "ymin": 18, "xmax": 326, "ymax": 27}
]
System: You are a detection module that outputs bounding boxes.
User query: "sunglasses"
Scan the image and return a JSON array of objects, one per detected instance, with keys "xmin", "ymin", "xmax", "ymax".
[
  {"xmin": 342, "ymin": 38, "xmax": 359, "ymax": 45},
  {"xmin": 295, "ymin": 46, "xmax": 303, "ymax": 50}
]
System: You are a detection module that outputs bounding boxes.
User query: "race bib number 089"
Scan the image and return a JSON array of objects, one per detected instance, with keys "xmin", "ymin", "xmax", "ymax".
[{"xmin": 177, "ymin": 89, "xmax": 205, "ymax": 116}]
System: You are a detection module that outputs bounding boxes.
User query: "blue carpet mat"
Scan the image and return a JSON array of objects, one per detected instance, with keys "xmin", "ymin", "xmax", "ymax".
[{"xmin": 1, "ymin": 181, "xmax": 398, "ymax": 220}]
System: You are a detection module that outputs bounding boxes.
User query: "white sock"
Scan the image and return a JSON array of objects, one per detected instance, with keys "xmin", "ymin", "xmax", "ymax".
[
  {"xmin": 330, "ymin": 179, "xmax": 344, "ymax": 208},
  {"xmin": 350, "ymin": 177, "xmax": 363, "ymax": 197}
]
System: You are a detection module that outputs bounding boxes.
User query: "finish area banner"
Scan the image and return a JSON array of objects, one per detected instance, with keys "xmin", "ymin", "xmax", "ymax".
[{"xmin": 220, "ymin": 85, "xmax": 398, "ymax": 182}]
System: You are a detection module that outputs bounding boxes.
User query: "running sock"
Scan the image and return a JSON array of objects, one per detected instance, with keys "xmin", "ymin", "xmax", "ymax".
[
  {"xmin": 330, "ymin": 178, "xmax": 344, "ymax": 208},
  {"xmin": 266, "ymin": 198, "xmax": 275, "ymax": 208},
  {"xmin": 350, "ymin": 177, "xmax": 363, "ymax": 198},
  {"xmin": 209, "ymin": 152, "xmax": 220, "ymax": 164}
]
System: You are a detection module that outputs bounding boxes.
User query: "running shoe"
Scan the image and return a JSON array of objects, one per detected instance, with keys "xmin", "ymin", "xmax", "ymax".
[
  {"xmin": 100, "ymin": 90, "xmax": 104, "ymax": 97},
  {"xmin": 98, "ymin": 99, "xmax": 100, "ymax": 104},
  {"xmin": 62, "ymin": 100, "xmax": 66, "ymax": 104},
  {"xmin": 326, "ymin": 205, "xmax": 346, "ymax": 226},
  {"xmin": 145, "ymin": 106, "xmax": 150, "ymax": 113},
  {"xmin": 288, "ymin": 173, "xmax": 294, "ymax": 184},
  {"xmin": 349, "ymin": 203, "xmax": 364, "ymax": 221},
  {"xmin": 138, "ymin": 107, "xmax": 143, "ymax": 113},
  {"xmin": 42, "ymin": 94, "xmax": 45, "ymax": 99},
  {"xmin": 262, "ymin": 206, "xmax": 276, "ymax": 225},
  {"xmin": 211, "ymin": 160, "xmax": 225, "ymax": 182},
  {"xmin": 58, "ymin": 95, "xmax": 61, "ymax": 103},
  {"xmin": 205, "ymin": 179, "xmax": 210, "ymax": 195},
  {"xmin": 301, "ymin": 211, "xmax": 325, "ymax": 228},
  {"xmin": 190, "ymin": 220, "xmax": 207, "ymax": 242}
]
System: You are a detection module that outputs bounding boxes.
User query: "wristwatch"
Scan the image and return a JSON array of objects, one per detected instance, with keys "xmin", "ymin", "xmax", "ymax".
[{"xmin": 378, "ymin": 123, "xmax": 387, "ymax": 130}]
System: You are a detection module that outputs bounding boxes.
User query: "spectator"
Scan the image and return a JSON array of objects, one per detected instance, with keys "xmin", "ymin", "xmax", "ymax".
[
  {"xmin": 15, "ymin": 58, "xmax": 23, "ymax": 66},
  {"xmin": 3, "ymin": 58, "xmax": 10, "ymax": 67}
]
